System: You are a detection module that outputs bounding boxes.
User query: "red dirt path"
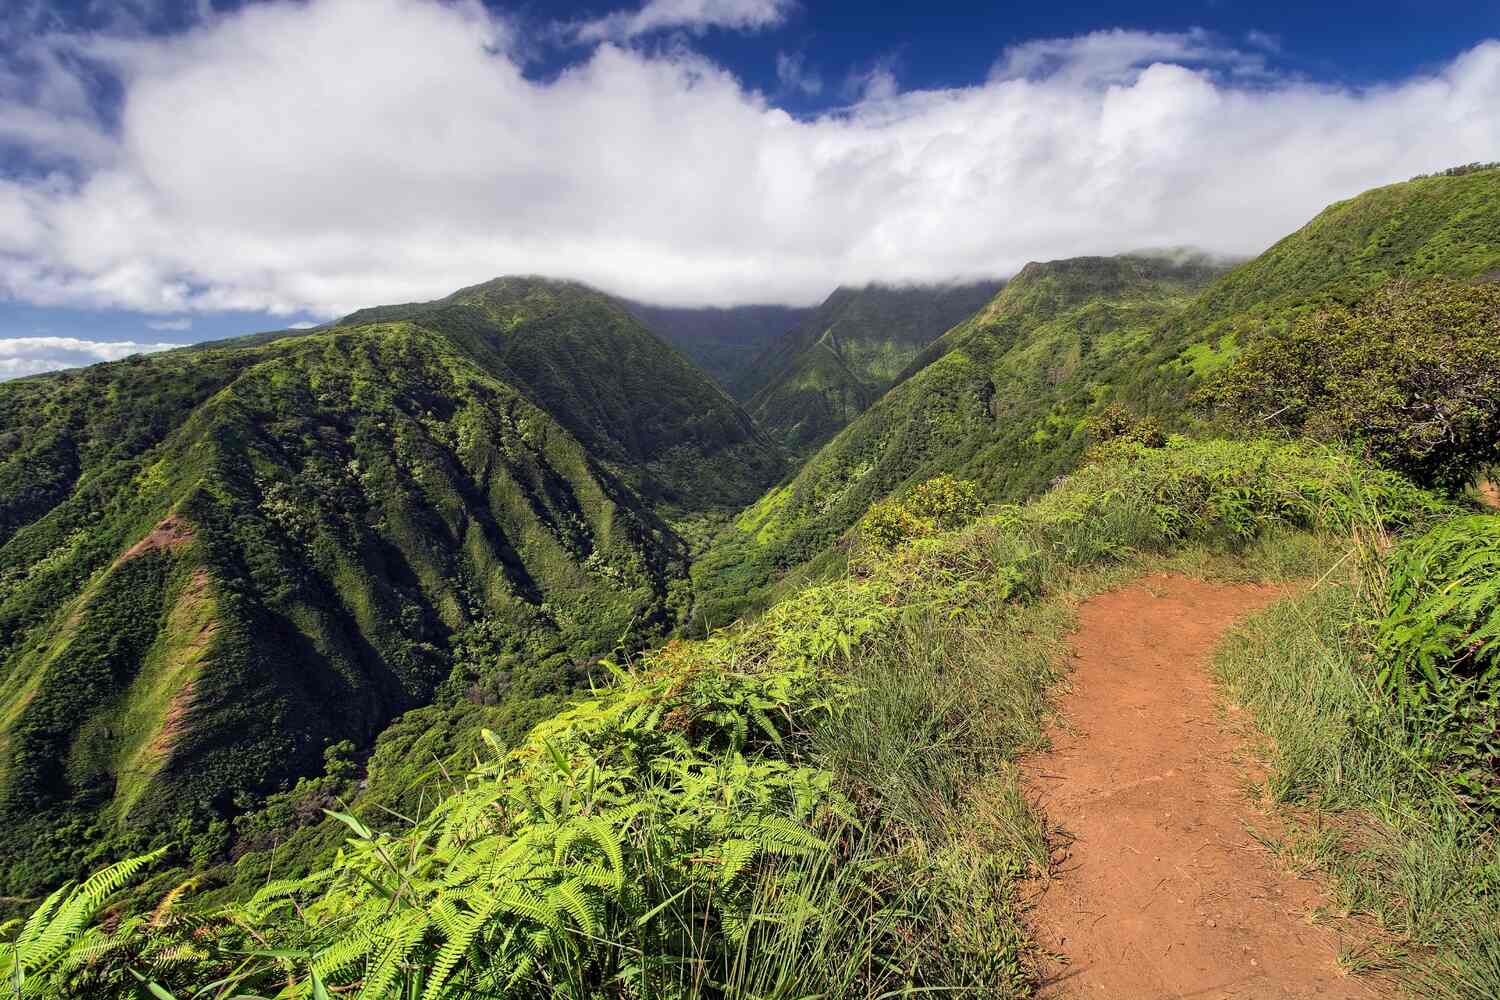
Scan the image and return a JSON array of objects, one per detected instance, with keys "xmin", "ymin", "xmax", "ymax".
[{"xmin": 1024, "ymin": 574, "xmax": 1380, "ymax": 999}]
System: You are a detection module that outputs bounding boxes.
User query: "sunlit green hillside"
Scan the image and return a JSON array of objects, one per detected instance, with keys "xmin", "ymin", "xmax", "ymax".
[
  {"xmin": 0, "ymin": 278, "xmax": 782, "ymax": 895},
  {"xmin": 697, "ymin": 168, "xmax": 1500, "ymax": 623}
]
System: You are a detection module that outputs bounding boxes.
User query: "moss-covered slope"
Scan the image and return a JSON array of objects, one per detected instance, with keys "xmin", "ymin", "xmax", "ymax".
[
  {"xmin": 339, "ymin": 277, "xmax": 786, "ymax": 512},
  {"xmin": 0, "ymin": 278, "xmax": 782, "ymax": 893},
  {"xmin": 1131, "ymin": 165, "xmax": 1500, "ymax": 404},
  {"xmin": 739, "ymin": 281, "xmax": 1003, "ymax": 453}
]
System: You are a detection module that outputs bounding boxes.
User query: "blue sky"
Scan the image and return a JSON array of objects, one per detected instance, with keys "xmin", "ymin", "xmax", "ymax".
[{"xmin": 0, "ymin": 0, "xmax": 1497, "ymax": 376}]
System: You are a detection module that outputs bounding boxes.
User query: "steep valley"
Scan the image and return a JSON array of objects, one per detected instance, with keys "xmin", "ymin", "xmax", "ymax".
[
  {"xmin": 0, "ymin": 278, "xmax": 783, "ymax": 893},
  {"xmin": 738, "ymin": 280, "xmax": 1004, "ymax": 454}
]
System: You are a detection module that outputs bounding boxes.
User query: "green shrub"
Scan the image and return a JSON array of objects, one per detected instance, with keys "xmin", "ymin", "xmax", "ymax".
[
  {"xmin": 1378, "ymin": 514, "xmax": 1500, "ymax": 810},
  {"xmin": 1018, "ymin": 438, "xmax": 1443, "ymax": 566},
  {"xmin": 859, "ymin": 475, "xmax": 983, "ymax": 550},
  {"xmin": 859, "ymin": 495, "xmax": 931, "ymax": 550},
  {"xmin": 1202, "ymin": 279, "xmax": 1500, "ymax": 493},
  {"xmin": 1082, "ymin": 403, "xmax": 1166, "ymax": 449}
]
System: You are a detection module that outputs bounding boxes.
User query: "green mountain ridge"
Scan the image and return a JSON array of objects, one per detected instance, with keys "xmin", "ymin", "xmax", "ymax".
[
  {"xmin": 692, "ymin": 253, "xmax": 1224, "ymax": 620},
  {"xmin": 738, "ymin": 280, "xmax": 1004, "ymax": 453},
  {"xmin": 697, "ymin": 167, "xmax": 1500, "ymax": 622},
  {"xmin": 0, "ymin": 278, "xmax": 781, "ymax": 893},
  {"xmin": 336, "ymin": 277, "xmax": 786, "ymax": 512}
]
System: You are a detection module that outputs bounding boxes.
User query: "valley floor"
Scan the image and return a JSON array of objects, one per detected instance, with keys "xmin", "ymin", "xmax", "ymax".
[{"xmin": 1025, "ymin": 575, "xmax": 1379, "ymax": 999}]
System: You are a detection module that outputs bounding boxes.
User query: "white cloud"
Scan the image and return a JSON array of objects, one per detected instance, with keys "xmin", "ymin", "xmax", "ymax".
[
  {"xmin": 146, "ymin": 316, "xmax": 192, "ymax": 330},
  {"xmin": 0, "ymin": 335, "xmax": 177, "ymax": 379},
  {"xmin": 571, "ymin": 0, "xmax": 793, "ymax": 44},
  {"xmin": 775, "ymin": 51, "xmax": 820, "ymax": 95},
  {"xmin": 1245, "ymin": 30, "xmax": 1282, "ymax": 54},
  {"xmin": 992, "ymin": 28, "xmax": 1269, "ymax": 85},
  {"xmin": 0, "ymin": 1, "xmax": 1496, "ymax": 313},
  {"xmin": 844, "ymin": 56, "xmax": 900, "ymax": 102}
]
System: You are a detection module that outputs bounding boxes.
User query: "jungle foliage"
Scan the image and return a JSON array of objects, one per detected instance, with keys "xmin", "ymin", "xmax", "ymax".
[
  {"xmin": 1203, "ymin": 279, "xmax": 1500, "ymax": 492},
  {"xmin": 3, "ymin": 440, "xmax": 1439, "ymax": 998},
  {"xmin": 1378, "ymin": 515, "xmax": 1500, "ymax": 812}
]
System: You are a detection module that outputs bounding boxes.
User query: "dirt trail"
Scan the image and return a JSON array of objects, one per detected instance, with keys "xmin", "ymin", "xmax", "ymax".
[
  {"xmin": 1480, "ymin": 479, "xmax": 1500, "ymax": 510},
  {"xmin": 1025, "ymin": 574, "xmax": 1377, "ymax": 999}
]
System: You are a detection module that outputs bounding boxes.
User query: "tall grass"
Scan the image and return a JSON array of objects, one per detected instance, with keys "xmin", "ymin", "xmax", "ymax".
[{"xmin": 1213, "ymin": 528, "xmax": 1500, "ymax": 997}]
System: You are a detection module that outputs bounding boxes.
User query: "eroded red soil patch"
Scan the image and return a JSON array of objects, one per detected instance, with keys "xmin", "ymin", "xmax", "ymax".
[
  {"xmin": 1025, "ymin": 574, "xmax": 1379, "ymax": 999},
  {"xmin": 146, "ymin": 569, "xmax": 218, "ymax": 761},
  {"xmin": 121, "ymin": 513, "xmax": 196, "ymax": 561}
]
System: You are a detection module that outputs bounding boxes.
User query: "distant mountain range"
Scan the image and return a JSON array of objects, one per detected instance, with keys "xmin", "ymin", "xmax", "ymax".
[
  {"xmin": 625, "ymin": 281, "xmax": 1004, "ymax": 455},
  {"xmin": 736, "ymin": 281, "xmax": 1004, "ymax": 454},
  {"xmin": 619, "ymin": 300, "xmax": 812, "ymax": 391}
]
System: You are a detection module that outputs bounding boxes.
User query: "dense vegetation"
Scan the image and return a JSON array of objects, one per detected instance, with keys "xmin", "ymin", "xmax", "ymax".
[
  {"xmin": 1204, "ymin": 278, "xmax": 1500, "ymax": 492},
  {"xmin": 739, "ymin": 281, "xmax": 1003, "ymax": 454},
  {"xmin": 338, "ymin": 278, "xmax": 786, "ymax": 513},
  {"xmin": 692, "ymin": 253, "xmax": 1223, "ymax": 624},
  {"xmin": 4, "ymin": 439, "xmax": 1446, "ymax": 998},
  {"xmin": 0, "ymin": 279, "xmax": 782, "ymax": 898}
]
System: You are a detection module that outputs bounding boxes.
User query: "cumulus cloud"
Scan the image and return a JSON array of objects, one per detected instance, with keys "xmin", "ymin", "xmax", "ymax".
[
  {"xmin": 0, "ymin": 0, "xmax": 1495, "ymax": 315},
  {"xmin": 571, "ymin": 0, "xmax": 793, "ymax": 44},
  {"xmin": 0, "ymin": 336, "xmax": 177, "ymax": 378}
]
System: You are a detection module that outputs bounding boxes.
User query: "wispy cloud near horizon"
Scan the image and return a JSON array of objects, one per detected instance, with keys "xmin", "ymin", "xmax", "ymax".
[
  {"xmin": 0, "ymin": 336, "xmax": 178, "ymax": 379},
  {"xmin": 146, "ymin": 316, "xmax": 193, "ymax": 331},
  {"xmin": 567, "ymin": 0, "xmax": 795, "ymax": 44}
]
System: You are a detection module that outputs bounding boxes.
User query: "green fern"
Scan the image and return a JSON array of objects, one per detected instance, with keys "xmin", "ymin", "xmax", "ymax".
[{"xmin": 0, "ymin": 848, "xmax": 164, "ymax": 997}]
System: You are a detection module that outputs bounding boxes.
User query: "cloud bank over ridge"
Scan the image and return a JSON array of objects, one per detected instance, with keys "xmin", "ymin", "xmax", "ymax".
[{"xmin": 0, "ymin": 0, "xmax": 1496, "ymax": 318}]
